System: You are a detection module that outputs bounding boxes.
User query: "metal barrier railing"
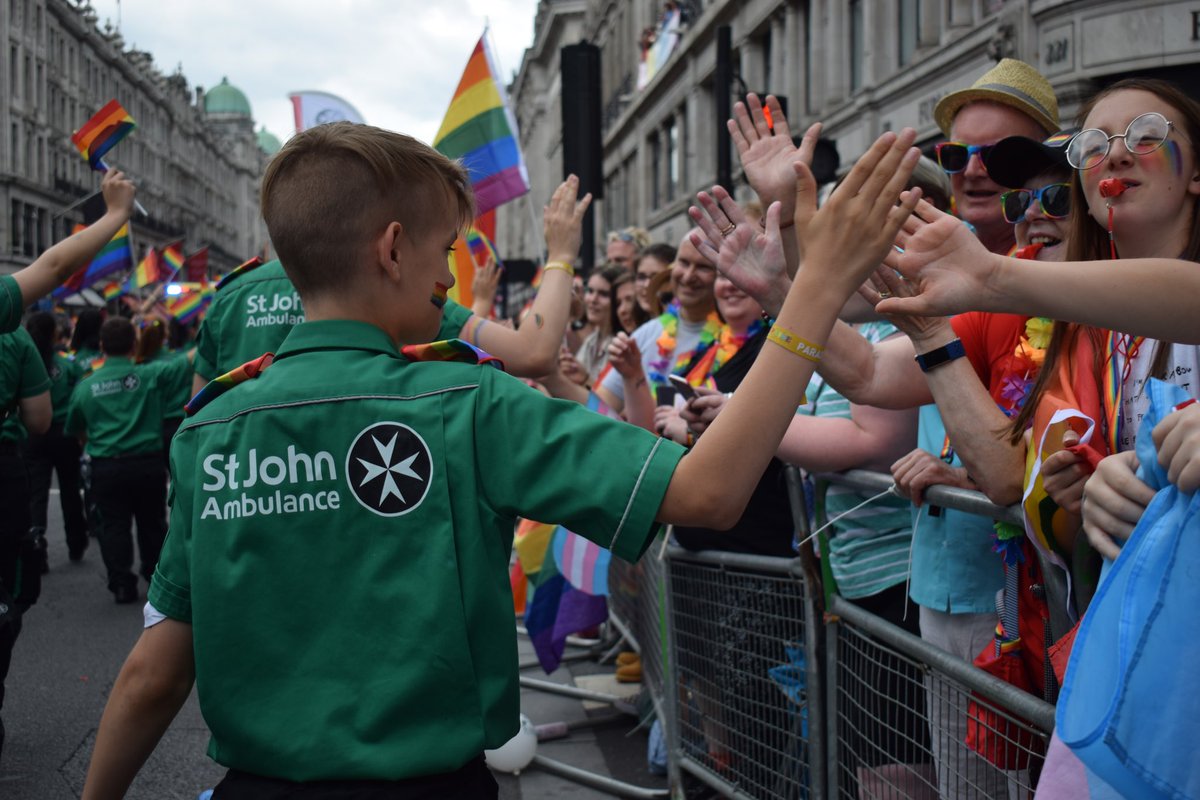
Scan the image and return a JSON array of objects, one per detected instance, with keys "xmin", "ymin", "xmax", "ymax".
[{"xmin": 601, "ymin": 467, "xmax": 1057, "ymax": 800}]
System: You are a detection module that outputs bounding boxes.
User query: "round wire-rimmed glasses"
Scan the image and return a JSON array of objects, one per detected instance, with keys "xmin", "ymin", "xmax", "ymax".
[{"xmin": 1066, "ymin": 112, "xmax": 1179, "ymax": 170}]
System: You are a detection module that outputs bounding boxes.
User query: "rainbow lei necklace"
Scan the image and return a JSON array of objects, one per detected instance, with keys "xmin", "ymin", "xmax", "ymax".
[{"xmin": 648, "ymin": 301, "xmax": 723, "ymax": 385}]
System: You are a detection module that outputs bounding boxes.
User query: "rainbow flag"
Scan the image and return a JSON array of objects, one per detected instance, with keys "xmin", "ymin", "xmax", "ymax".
[
  {"xmin": 466, "ymin": 226, "xmax": 503, "ymax": 270},
  {"xmin": 433, "ymin": 34, "xmax": 529, "ymax": 214},
  {"xmin": 161, "ymin": 241, "xmax": 185, "ymax": 278},
  {"xmin": 166, "ymin": 285, "xmax": 214, "ymax": 323},
  {"xmin": 53, "ymin": 223, "xmax": 133, "ymax": 299},
  {"xmin": 125, "ymin": 248, "xmax": 163, "ymax": 291},
  {"xmin": 71, "ymin": 99, "xmax": 136, "ymax": 170},
  {"xmin": 100, "ymin": 281, "xmax": 124, "ymax": 301}
]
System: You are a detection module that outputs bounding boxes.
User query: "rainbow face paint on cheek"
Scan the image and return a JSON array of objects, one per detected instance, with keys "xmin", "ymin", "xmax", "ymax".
[
  {"xmin": 1162, "ymin": 139, "xmax": 1184, "ymax": 178},
  {"xmin": 431, "ymin": 282, "xmax": 449, "ymax": 309}
]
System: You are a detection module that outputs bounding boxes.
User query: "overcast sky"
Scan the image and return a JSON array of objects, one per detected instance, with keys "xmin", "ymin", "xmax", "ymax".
[{"xmin": 87, "ymin": 0, "xmax": 540, "ymax": 146}]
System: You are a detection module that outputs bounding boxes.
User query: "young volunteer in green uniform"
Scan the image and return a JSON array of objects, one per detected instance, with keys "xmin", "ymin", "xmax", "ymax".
[
  {"xmin": 82, "ymin": 121, "xmax": 923, "ymax": 799},
  {"xmin": 0, "ymin": 170, "xmax": 136, "ymax": 334},
  {"xmin": 66, "ymin": 318, "xmax": 192, "ymax": 604},
  {"xmin": 0, "ymin": 324, "xmax": 51, "ymax": 760}
]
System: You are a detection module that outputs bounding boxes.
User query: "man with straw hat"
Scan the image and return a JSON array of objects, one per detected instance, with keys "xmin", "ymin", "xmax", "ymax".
[{"xmin": 932, "ymin": 58, "xmax": 1059, "ymax": 255}]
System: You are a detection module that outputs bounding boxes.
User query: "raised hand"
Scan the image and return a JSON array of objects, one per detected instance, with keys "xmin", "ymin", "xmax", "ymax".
[
  {"xmin": 859, "ymin": 264, "xmax": 956, "ymax": 350},
  {"xmin": 876, "ymin": 199, "xmax": 1002, "ymax": 318},
  {"xmin": 607, "ymin": 332, "xmax": 643, "ymax": 380},
  {"xmin": 802, "ymin": 129, "xmax": 922, "ymax": 297},
  {"xmin": 543, "ymin": 175, "xmax": 593, "ymax": 263},
  {"xmin": 679, "ymin": 386, "xmax": 727, "ymax": 435},
  {"xmin": 100, "ymin": 168, "xmax": 136, "ymax": 220},
  {"xmin": 688, "ymin": 188, "xmax": 789, "ymax": 315},
  {"xmin": 558, "ymin": 346, "xmax": 588, "ymax": 386},
  {"xmin": 728, "ymin": 94, "xmax": 820, "ymax": 223}
]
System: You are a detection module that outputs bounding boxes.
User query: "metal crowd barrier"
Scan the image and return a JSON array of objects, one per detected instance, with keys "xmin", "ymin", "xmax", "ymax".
[{"xmin": 604, "ymin": 467, "xmax": 1058, "ymax": 800}]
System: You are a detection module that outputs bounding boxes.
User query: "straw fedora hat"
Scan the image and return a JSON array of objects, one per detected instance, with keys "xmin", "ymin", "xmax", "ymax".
[{"xmin": 934, "ymin": 58, "xmax": 1059, "ymax": 137}]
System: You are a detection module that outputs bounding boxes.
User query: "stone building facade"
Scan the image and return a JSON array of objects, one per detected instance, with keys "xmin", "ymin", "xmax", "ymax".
[
  {"xmin": 1, "ymin": 0, "xmax": 279, "ymax": 279},
  {"xmin": 498, "ymin": 0, "xmax": 1200, "ymax": 260}
]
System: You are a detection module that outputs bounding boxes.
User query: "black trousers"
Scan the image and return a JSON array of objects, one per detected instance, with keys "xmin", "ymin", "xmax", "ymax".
[
  {"xmin": 212, "ymin": 755, "xmax": 499, "ymax": 799},
  {"xmin": 90, "ymin": 453, "xmax": 167, "ymax": 592},
  {"xmin": 0, "ymin": 447, "xmax": 37, "ymax": 718},
  {"xmin": 24, "ymin": 422, "xmax": 88, "ymax": 553}
]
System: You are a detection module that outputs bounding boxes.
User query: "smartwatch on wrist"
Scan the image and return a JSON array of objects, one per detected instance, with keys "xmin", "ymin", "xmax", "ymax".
[{"xmin": 914, "ymin": 338, "xmax": 966, "ymax": 373}]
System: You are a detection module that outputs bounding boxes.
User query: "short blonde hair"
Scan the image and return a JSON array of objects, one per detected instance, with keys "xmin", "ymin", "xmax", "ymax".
[{"xmin": 261, "ymin": 122, "xmax": 474, "ymax": 297}]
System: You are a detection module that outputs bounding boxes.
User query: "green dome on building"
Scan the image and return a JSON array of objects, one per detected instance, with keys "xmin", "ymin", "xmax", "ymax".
[
  {"xmin": 257, "ymin": 127, "xmax": 282, "ymax": 155},
  {"xmin": 205, "ymin": 77, "xmax": 252, "ymax": 117}
]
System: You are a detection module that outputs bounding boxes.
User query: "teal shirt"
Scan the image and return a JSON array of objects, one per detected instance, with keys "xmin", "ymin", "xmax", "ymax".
[
  {"xmin": 908, "ymin": 405, "xmax": 1005, "ymax": 613},
  {"xmin": 0, "ymin": 328, "xmax": 51, "ymax": 443},
  {"xmin": 0, "ymin": 274, "xmax": 22, "ymax": 334},
  {"xmin": 65, "ymin": 356, "xmax": 188, "ymax": 457},
  {"xmin": 151, "ymin": 320, "xmax": 684, "ymax": 781},
  {"xmin": 193, "ymin": 259, "xmax": 475, "ymax": 380}
]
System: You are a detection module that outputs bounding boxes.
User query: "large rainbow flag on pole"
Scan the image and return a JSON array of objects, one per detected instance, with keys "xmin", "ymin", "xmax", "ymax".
[{"xmin": 433, "ymin": 33, "xmax": 529, "ymax": 215}]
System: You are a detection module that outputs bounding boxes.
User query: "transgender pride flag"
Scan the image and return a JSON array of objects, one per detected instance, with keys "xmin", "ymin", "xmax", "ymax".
[{"xmin": 433, "ymin": 33, "xmax": 530, "ymax": 214}]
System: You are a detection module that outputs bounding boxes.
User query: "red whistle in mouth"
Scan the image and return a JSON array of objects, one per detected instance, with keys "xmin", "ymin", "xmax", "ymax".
[{"xmin": 1099, "ymin": 178, "xmax": 1128, "ymax": 198}]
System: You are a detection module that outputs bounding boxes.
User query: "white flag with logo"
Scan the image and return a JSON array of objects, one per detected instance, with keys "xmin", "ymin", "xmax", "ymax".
[{"xmin": 288, "ymin": 90, "xmax": 366, "ymax": 133}]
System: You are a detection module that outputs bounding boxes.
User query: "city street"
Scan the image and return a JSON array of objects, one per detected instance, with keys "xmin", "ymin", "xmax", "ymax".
[{"xmin": 0, "ymin": 488, "xmax": 666, "ymax": 799}]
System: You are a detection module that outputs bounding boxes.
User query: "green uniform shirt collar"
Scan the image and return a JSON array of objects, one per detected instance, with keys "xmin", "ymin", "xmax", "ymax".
[{"xmin": 274, "ymin": 320, "xmax": 399, "ymax": 361}]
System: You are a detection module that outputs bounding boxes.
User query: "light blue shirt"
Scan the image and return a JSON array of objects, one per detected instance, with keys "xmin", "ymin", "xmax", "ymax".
[{"xmin": 908, "ymin": 405, "xmax": 1004, "ymax": 614}]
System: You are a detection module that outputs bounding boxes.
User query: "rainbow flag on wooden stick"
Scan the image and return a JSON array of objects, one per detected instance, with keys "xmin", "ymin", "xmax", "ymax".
[
  {"xmin": 125, "ymin": 248, "xmax": 164, "ymax": 291},
  {"xmin": 161, "ymin": 241, "xmax": 185, "ymax": 277},
  {"xmin": 71, "ymin": 99, "xmax": 136, "ymax": 170},
  {"xmin": 433, "ymin": 34, "xmax": 529, "ymax": 214}
]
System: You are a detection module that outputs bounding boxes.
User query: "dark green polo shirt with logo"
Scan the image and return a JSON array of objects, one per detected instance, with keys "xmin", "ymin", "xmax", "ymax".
[
  {"xmin": 193, "ymin": 259, "xmax": 475, "ymax": 379},
  {"xmin": 0, "ymin": 328, "xmax": 51, "ymax": 444},
  {"xmin": 46, "ymin": 351, "xmax": 82, "ymax": 426},
  {"xmin": 151, "ymin": 319, "xmax": 684, "ymax": 782},
  {"xmin": 65, "ymin": 356, "xmax": 189, "ymax": 457},
  {"xmin": 0, "ymin": 274, "xmax": 22, "ymax": 334}
]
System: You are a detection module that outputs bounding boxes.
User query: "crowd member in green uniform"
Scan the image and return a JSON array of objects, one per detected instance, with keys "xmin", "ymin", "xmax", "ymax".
[
  {"xmin": 0, "ymin": 170, "xmax": 136, "ymax": 334},
  {"xmin": 0, "ymin": 323, "xmax": 51, "ymax": 761},
  {"xmin": 193, "ymin": 218, "xmax": 581, "ymax": 395},
  {"xmin": 65, "ymin": 318, "xmax": 191, "ymax": 604},
  {"xmin": 23, "ymin": 312, "xmax": 89, "ymax": 566},
  {"xmin": 82, "ymin": 121, "xmax": 922, "ymax": 799},
  {"xmin": 69, "ymin": 309, "xmax": 105, "ymax": 374},
  {"xmin": 135, "ymin": 318, "xmax": 192, "ymax": 451}
]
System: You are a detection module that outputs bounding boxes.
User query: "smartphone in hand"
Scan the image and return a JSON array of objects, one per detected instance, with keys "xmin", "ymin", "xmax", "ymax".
[
  {"xmin": 667, "ymin": 374, "xmax": 697, "ymax": 402},
  {"xmin": 655, "ymin": 384, "xmax": 677, "ymax": 407}
]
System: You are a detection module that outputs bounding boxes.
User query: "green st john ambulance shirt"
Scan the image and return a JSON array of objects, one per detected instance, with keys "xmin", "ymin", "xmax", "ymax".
[
  {"xmin": 193, "ymin": 259, "xmax": 475, "ymax": 380},
  {"xmin": 151, "ymin": 319, "xmax": 684, "ymax": 782},
  {"xmin": 65, "ymin": 355, "xmax": 187, "ymax": 457},
  {"xmin": 0, "ymin": 274, "xmax": 22, "ymax": 334},
  {"xmin": 47, "ymin": 351, "xmax": 82, "ymax": 426},
  {"xmin": 0, "ymin": 328, "xmax": 51, "ymax": 443}
]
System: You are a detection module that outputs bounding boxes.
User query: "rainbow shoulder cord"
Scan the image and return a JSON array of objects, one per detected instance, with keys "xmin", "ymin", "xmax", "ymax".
[
  {"xmin": 401, "ymin": 339, "xmax": 505, "ymax": 371},
  {"xmin": 185, "ymin": 353, "xmax": 275, "ymax": 417}
]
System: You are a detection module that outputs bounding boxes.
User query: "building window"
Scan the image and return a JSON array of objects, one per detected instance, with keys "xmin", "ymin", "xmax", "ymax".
[
  {"xmin": 650, "ymin": 132, "xmax": 662, "ymax": 209},
  {"xmin": 899, "ymin": 0, "xmax": 919, "ymax": 65},
  {"xmin": 761, "ymin": 27, "xmax": 773, "ymax": 94},
  {"xmin": 850, "ymin": 0, "xmax": 864, "ymax": 92},
  {"xmin": 666, "ymin": 117, "xmax": 679, "ymax": 201},
  {"xmin": 9, "ymin": 200, "xmax": 20, "ymax": 255}
]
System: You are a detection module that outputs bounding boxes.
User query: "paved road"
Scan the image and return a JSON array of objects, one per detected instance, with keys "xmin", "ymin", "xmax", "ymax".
[{"xmin": 0, "ymin": 489, "xmax": 667, "ymax": 798}]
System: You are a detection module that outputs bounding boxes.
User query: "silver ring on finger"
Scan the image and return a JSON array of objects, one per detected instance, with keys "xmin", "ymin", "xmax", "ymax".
[
  {"xmin": 720, "ymin": 222, "xmax": 736, "ymax": 237},
  {"xmin": 878, "ymin": 290, "xmax": 892, "ymax": 299}
]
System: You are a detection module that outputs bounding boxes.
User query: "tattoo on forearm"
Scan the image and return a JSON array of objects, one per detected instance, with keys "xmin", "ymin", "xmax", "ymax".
[
  {"xmin": 635, "ymin": 377, "xmax": 646, "ymax": 388},
  {"xmin": 534, "ymin": 313, "xmax": 544, "ymax": 329}
]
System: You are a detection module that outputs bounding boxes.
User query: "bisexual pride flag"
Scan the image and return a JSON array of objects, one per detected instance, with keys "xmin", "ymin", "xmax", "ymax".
[
  {"xmin": 433, "ymin": 34, "xmax": 529, "ymax": 214},
  {"xmin": 71, "ymin": 100, "xmax": 136, "ymax": 171}
]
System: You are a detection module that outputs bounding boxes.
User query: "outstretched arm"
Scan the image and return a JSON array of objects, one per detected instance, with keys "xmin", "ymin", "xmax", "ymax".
[
  {"xmin": 658, "ymin": 130, "xmax": 922, "ymax": 528},
  {"xmin": 459, "ymin": 176, "xmax": 591, "ymax": 377},
  {"xmin": 881, "ymin": 200, "xmax": 1200, "ymax": 343},
  {"xmin": 14, "ymin": 170, "xmax": 135, "ymax": 308},
  {"xmin": 82, "ymin": 618, "xmax": 195, "ymax": 800}
]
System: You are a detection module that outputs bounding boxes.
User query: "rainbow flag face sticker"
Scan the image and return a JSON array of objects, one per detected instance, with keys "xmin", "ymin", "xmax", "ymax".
[{"xmin": 431, "ymin": 282, "xmax": 449, "ymax": 309}]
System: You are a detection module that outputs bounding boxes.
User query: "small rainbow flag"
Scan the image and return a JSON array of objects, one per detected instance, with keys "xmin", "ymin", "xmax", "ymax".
[
  {"xmin": 100, "ymin": 281, "xmax": 124, "ymax": 301},
  {"xmin": 433, "ymin": 34, "xmax": 529, "ymax": 214},
  {"xmin": 466, "ymin": 226, "xmax": 503, "ymax": 270},
  {"xmin": 125, "ymin": 248, "xmax": 163, "ymax": 291},
  {"xmin": 166, "ymin": 285, "xmax": 214, "ymax": 323},
  {"xmin": 71, "ymin": 99, "xmax": 137, "ymax": 170},
  {"xmin": 161, "ymin": 241, "xmax": 185, "ymax": 277},
  {"xmin": 53, "ymin": 223, "xmax": 133, "ymax": 299}
]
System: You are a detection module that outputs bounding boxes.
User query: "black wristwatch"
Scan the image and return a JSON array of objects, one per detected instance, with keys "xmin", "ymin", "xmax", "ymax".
[{"xmin": 914, "ymin": 338, "xmax": 966, "ymax": 373}]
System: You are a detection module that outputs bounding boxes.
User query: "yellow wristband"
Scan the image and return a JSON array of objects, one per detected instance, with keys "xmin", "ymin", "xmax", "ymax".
[
  {"xmin": 543, "ymin": 260, "xmax": 574, "ymax": 277},
  {"xmin": 767, "ymin": 324, "xmax": 824, "ymax": 363}
]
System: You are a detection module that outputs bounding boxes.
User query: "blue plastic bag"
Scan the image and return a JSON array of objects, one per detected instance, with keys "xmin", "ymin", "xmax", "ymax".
[
  {"xmin": 1056, "ymin": 379, "xmax": 1200, "ymax": 800},
  {"xmin": 647, "ymin": 718, "xmax": 668, "ymax": 776}
]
